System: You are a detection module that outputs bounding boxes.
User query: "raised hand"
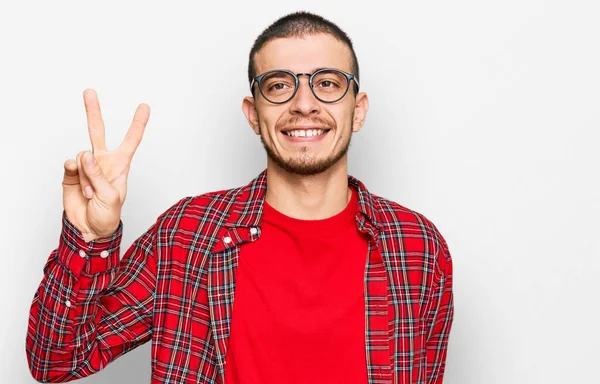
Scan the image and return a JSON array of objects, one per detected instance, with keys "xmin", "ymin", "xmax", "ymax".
[{"xmin": 61, "ymin": 89, "xmax": 150, "ymax": 242}]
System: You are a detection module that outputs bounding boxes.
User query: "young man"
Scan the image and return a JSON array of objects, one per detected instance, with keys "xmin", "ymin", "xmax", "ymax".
[{"xmin": 26, "ymin": 11, "xmax": 454, "ymax": 384}]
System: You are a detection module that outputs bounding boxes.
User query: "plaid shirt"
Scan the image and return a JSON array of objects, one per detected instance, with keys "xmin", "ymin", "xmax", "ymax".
[{"xmin": 27, "ymin": 169, "xmax": 454, "ymax": 383}]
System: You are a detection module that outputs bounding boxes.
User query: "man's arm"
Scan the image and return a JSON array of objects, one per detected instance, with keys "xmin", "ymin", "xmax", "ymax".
[
  {"xmin": 425, "ymin": 232, "xmax": 454, "ymax": 383},
  {"xmin": 26, "ymin": 211, "xmax": 158, "ymax": 383}
]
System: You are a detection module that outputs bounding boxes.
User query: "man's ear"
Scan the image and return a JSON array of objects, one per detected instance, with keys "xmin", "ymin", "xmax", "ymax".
[
  {"xmin": 352, "ymin": 92, "xmax": 369, "ymax": 133},
  {"xmin": 242, "ymin": 96, "xmax": 260, "ymax": 135}
]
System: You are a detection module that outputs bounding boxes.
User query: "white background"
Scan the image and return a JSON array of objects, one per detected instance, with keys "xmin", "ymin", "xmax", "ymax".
[{"xmin": 1, "ymin": 0, "xmax": 598, "ymax": 383}]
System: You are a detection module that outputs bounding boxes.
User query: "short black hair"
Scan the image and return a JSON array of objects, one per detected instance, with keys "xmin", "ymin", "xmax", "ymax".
[{"xmin": 247, "ymin": 11, "xmax": 360, "ymax": 93}]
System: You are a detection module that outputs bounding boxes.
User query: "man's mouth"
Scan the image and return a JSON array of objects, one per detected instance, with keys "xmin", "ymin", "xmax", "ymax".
[{"xmin": 282, "ymin": 129, "xmax": 331, "ymax": 137}]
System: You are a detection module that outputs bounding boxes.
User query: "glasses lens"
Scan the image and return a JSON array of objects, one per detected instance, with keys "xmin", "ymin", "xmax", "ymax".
[
  {"xmin": 312, "ymin": 70, "xmax": 349, "ymax": 102},
  {"xmin": 260, "ymin": 71, "xmax": 296, "ymax": 103}
]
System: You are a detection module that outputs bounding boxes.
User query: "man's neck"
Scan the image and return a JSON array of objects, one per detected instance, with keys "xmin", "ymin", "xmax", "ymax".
[{"xmin": 264, "ymin": 159, "xmax": 352, "ymax": 220}]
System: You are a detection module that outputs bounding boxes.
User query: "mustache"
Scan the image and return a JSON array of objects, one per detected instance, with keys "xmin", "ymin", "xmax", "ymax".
[{"xmin": 275, "ymin": 116, "xmax": 336, "ymax": 131}]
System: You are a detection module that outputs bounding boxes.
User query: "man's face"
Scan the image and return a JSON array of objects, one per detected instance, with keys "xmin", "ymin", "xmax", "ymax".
[{"xmin": 242, "ymin": 33, "xmax": 368, "ymax": 176}]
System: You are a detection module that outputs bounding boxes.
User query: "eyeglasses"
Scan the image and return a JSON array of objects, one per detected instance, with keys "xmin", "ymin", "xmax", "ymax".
[{"xmin": 250, "ymin": 68, "xmax": 360, "ymax": 104}]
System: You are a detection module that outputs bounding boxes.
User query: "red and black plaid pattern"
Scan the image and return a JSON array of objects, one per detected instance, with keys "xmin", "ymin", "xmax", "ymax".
[{"xmin": 27, "ymin": 169, "xmax": 454, "ymax": 383}]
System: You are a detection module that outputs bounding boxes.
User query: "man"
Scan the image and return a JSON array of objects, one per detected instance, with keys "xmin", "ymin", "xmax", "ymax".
[{"xmin": 26, "ymin": 11, "xmax": 454, "ymax": 384}]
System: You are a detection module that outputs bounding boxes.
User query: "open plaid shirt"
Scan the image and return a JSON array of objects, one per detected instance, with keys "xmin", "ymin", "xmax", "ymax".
[{"xmin": 27, "ymin": 169, "xmax": 454, "ymax": 383}]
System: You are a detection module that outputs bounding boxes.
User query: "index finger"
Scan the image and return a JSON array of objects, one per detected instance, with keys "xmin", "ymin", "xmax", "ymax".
[
  {"xmin": 118, "ymin": 103, "xmax": 150, "ymax": 159},
  {"xmin": 83, "ymin": 89, "xmax": 107, "ymax": 152}
]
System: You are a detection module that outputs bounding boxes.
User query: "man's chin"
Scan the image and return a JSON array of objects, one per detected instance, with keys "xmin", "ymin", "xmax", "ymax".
[
  {"xmin": 261, "ymin": 135, "xmax": 350, "ymax": 176},
  {"xmin": 268, "ymin": 153, "xmax": 347, "ymax": 176},
  {"xmin": 272, "ymin": 160, "xmax": 329, "ymax": 176}
]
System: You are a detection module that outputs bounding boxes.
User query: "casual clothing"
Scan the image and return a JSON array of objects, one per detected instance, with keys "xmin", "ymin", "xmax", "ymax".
[
  {"xmin": 224, "ymin": 187, "xmax": 369, "ymax": 384},
  {"xmin": 26, "ymin": 169, "xmax": 454, "ymax": 384}
]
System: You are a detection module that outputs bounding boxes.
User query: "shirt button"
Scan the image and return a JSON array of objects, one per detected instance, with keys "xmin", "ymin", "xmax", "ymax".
[
  {"xmin": 223, "ymin": 236, "xmax": 232, "ymax": 244},
  {"xmin": 100, "ymin": 250, "xmax": 109, "ymax": 258},
  {"xmin": 250, "ymin": 227, "xmax": 258, "ymax": 235},
  {"xmin": 65, "ymin": 300, "xmax": 72, "ymax": 308},
  {"xmin": 78, "ymin": 250, "xmax": 87, "ymax": 258}
]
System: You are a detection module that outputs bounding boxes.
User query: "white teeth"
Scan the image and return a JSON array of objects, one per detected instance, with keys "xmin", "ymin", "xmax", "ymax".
[{"xmin": 285, "ymin": 129, "xmax": 327, "ymax": 137}]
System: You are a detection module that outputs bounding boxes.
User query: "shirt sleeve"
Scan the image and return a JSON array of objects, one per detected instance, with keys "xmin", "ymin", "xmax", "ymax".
[
  {"xmin": 26, "ymin": 210, "xmax": 158, "ymax": 383},
  {"xmin": 425, "ymin": 232, "xmax": 454, "ymax": 384}
]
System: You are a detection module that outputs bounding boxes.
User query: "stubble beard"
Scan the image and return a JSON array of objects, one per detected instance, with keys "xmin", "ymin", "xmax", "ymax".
[{"xmin": 258, "ymin": 113, "xmax": 354, "ymax": 176}]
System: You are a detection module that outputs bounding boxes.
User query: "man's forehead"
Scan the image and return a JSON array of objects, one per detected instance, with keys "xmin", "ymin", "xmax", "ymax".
[{"xmin": 253, "ymin": 34, "xmax": 353, "ymax": 75}]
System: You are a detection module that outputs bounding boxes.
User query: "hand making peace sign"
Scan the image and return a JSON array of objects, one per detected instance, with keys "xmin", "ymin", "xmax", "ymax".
[{"xmin": 61, "ymin": 89, "xmax": 150, "ymax": 242}]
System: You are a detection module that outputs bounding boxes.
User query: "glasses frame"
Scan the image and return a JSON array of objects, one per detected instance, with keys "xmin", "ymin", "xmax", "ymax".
[{"xmin": 250, "ymin": 68, "xmax": 360, "ymax": 104}]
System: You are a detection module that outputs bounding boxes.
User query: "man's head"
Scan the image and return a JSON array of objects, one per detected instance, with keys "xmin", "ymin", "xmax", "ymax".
[{"xmin": 242, "ymin": 11, "xmax": 369, "ymax": 176}]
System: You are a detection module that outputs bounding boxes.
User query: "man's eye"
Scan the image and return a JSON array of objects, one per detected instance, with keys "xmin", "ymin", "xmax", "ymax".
[
  {"xmin": 268, "ymin": 83, "xmax": 289, "ymax": 91},
  {"xmin": 316, "ymin": 80, "xmax": 338, "ymax": 88}
]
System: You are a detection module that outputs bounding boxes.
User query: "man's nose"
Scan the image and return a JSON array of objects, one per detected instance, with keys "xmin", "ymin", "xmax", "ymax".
[{"xmin": 289, "ymin": 76, "xmax": 320, "ymax": 116}]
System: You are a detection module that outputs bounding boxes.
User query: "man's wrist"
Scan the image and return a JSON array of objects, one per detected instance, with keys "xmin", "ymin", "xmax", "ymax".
[
  {"xmin": 59, "ymin": 211, "xmax": 123, "ymax": 276},
  {"xmin": 81, "ymin": 226, "xmax": 120, "ymax": 243}
]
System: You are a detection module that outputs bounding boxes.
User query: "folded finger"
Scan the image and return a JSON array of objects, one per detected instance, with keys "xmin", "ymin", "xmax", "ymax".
[{"xmin": 76, "ymin": 151, "xmax": 94, "ymax": 199}]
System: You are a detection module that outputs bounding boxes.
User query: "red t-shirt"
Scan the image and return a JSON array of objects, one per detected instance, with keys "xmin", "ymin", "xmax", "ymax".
[{"xmin": 223, "ymin": 187, "xmax": 369, "ymax": 384}]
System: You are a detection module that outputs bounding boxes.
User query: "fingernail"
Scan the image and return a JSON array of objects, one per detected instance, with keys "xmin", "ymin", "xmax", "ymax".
[
  {"xmin": 84, "ymin": 186, "xmax": 93, "ymax": 198},
  {"xmin": 86, "ymin": 152, "xmax": 95, "ymax": 167}
]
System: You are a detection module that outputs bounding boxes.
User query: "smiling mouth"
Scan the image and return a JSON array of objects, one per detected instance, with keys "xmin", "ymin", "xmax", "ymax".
[{"xmin": 282, "ymin": 128, "xmax": 331, "ymax": 137}]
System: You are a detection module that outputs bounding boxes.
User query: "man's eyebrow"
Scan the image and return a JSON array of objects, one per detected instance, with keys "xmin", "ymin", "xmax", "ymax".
[
  {"xmin": 266, "ymin": 72, "xmax": 294, "ymax": 79},
  {"xmin": 261, "ymin": 67, "xmax": 340, "ymax": 76},
  {"xmin": 277, "ymin": 67, "xmax": 331, "ymax": 74},
  {"xmin": 304, "ymin": 67, "xmax": 332, "ymax": 73}
]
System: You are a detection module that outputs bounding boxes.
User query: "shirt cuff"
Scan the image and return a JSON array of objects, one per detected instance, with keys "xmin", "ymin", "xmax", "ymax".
[{"xmin": 57, "ymin": 210, "xmax": 123, "ymax": 277}]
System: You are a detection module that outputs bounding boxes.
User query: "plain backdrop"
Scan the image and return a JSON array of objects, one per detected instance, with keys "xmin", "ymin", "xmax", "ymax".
[{"xmin": 1, "ymin": 0, "xmax": 598, "ymax": 383}]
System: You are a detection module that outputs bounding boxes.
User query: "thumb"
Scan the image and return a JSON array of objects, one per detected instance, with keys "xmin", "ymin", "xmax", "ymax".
[
  {"xmin": 62, "ymin": 159, "xmax": 80, "ymax": 186},
  {"xmin": 81, "ymin": 151, "xmax": 113, "ymax": 199}
]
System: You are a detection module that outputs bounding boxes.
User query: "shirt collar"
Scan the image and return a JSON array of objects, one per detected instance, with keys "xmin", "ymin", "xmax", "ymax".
[{"xmin": 221, "ymin": 169, "xmax": 383, "ymax": 231}]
